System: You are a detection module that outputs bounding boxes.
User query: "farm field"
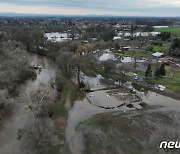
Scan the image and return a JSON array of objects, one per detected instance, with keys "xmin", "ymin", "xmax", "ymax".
[{"xmin": 155, "ymin": 27, "xmax": 180, "ymax": 36}]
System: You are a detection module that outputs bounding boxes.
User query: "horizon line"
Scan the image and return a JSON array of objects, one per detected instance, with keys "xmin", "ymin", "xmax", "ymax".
[{"xmin": 0, "ymin": 12, "xmax": 180, "ymax": 18}]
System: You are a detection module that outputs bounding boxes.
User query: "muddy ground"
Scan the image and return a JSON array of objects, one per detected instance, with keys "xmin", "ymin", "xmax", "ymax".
[{"xmin": 76, "ymin": 108, "xmax": 180, "ymax": 154}]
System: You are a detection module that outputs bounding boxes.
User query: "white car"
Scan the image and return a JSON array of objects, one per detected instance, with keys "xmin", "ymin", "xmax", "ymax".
[{"xmin": 134, "ymin": 76, "xmax": 139, "ymax": 80}]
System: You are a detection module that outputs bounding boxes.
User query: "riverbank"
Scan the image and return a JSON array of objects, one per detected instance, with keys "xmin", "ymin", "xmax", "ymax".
[
  {"xmin": 0, "ymin": 44, "xmax": 36, "ymax": 120},
  {"xmin": 49, "ymin": 81, "xmax": 78, "ymax": 153}
]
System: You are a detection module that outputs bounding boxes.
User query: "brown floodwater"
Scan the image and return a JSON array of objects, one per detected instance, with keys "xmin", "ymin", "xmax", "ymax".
[
  {"xmin": 1, "ymin": 53, "xmax": 179, "ymax": 154},
  {"xmin": 66, "ymin": 78, "xmax": 180, "ymax": 154},
  {"xmin": 0, "ymin": 54, "xmax": 58, "ymax": 154},
  {"xmin": 66, "ymin": 85, "xmax": 142, "ymax": 154},
  {"xmin": 142, "ymin": 91, "xmax": 180, "ymax": 111}
]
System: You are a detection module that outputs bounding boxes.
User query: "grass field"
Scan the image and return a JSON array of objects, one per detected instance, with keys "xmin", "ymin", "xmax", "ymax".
[
  {"xmin": 76, "ymin": 111, "xmax": 178, "ymax": 154},
  {"xmin": 155, "ymin": 27, "xmax": 180, "ymax": 36},
  {"xmin": 115, "ymin": 50, "xmax": 152, "ymax": 58},
  {"xmin": 155, "ymin": 66, "xmax": 180, "ymax": 93},
  {"xmin": 136, "ymin": 64, "xmax": 180, "ymax": 93},
  {"xmin": 152, "ymin": 43, "xmax": 171, "ymax": 54}
]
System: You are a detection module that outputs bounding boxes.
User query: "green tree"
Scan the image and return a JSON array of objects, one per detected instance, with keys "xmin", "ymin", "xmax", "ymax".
[
  {"xmin": 154, "ymin": 68, "xmax": 160, "ymax": 77},
  {"xmin": 115, "ymin": 43, "xmax": 120, "ymax": 51},
  {"xmin": 102, "ymin": 29, "xmax": 115, "ymax": 41},
  {"xmin": 102, "ymin": 61, "xmax": 114, "ymax": 75},
  {"xmin": 169, "ymin": 38, "xmax": 180, "ymax": 57},
  {"xmin": 74, "ymin": 43, "xmax": 94, "ymax": 84},
  {"xmin": 159, "ymin": 63, "xmax": 166, "ymax": 76},
  {"xmin": 145, "ymin": 64, "xmax": 152, "ymax": 77}
]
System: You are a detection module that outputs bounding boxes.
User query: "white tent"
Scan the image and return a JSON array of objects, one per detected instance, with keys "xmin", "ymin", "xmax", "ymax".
[{"xmin": 152, "ymin": 52, "xmax": 164, "ymax": 57}]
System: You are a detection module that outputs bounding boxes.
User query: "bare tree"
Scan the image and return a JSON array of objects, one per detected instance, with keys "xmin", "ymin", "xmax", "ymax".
[
  {"xmin": 0, "ymin": 90, "xmax": 11, "ymax": 119},
  {"xmin": 116, "ymin": 63, "xmax": 132, "ymax": 86},
  {"xmin": 56, "ymin": 51, "xmax": 74, "ymax": 80},
  {"xmin": 20, "ymin": 89, "xmax": 57, "ymax": 154}
]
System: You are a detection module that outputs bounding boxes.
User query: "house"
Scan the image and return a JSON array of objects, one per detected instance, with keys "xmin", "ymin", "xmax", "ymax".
[
  {"xmin": 152, "ymin": 52, "xmax": 164, "ymax": 58},
  {"xmin": 113, "ymin": 36, "xmax": 121, "ymax": 40},
  {"xmin": 121, "ymin": 46, "xmax": 131, "ymax": 51},
  {"xmin": 155, "ymin": 85, "xmax": 166, "ymax": 91}
]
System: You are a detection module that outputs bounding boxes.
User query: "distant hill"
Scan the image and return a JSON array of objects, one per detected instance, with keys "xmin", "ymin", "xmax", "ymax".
[
  {"xmin": 0, "ymin": 12, "xmax": 118, "ymax": 18},
  {"xmin": 0, "ymin": 12, "xmax": 57, "ymax": 17}
]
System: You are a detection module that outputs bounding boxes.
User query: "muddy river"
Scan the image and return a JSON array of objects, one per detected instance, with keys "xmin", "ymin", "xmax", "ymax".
[{"xmin": 0, "ymin": 54, "xmax": 58, "ymax": 154}]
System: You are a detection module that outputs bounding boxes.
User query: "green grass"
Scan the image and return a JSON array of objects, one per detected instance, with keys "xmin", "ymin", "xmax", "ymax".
[
  {"xmin": 91, "ymin": 62, "xmax": 106, "ymax": 76},
  {"xmin": 152, "ymin": 44, "xmax": 171, "ymax": 54},
  {"xmin": 56, "ymin": 82, "xmax": 77, "ymax": 117},
  {"xmin": 91, "ymin": 62, "xmax": 129, "ymax": 82},
  {"xmin": 137, "ymin": 64, "xmax": 180, "ymax": 93},
  {"xmin": 76, "ymin": 115, "xmax": 105, "ymax": 130},
  {"xmin": 133, "ymin": 83, "xmax": 148, "ymax": 92},
  {"xmin": 122, "ymin": 50, "xmax": 152, "ymax": 58},
  {"xmin": 155, "ymin": 27, "xmax": 180, "ymax": 36},
  {"xmin": 155, "ymin": 66, "xmax": 180, "ymax": 93},
  {"xmin": 51, "ymin": 82, "xmax": 77, "ymax": 153},
  {"xmin": 91, "ymin": 62, "xmax": 103, "ymax": 73},
  {"xmin": 76, "ymin": 112, "xmax": 175, "ymax": 154},
  {"xmin": 152, "ymin": 45, "xmax": 161, "ymax": 52},
  {"xmin": 81, "ymin": 64, "xmax": 97, "ymax": 77},
  {"xmin": 48, "ymin": 145, "xmax": 61, "ymax": 154},
  {"xmin": 137, "ymin": 70, "xmax": 145, "ymax": 76},
  {"xmin": 49, "ymin": 82, "xmax": 77, "ymax": 154}
]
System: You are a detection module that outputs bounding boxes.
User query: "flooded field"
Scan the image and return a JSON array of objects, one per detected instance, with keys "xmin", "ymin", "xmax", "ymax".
[
  {"xmin": 99, "ymin": 53, "xmax": 117, "ymax": 61},
  {"xmin": 66, "ymin": 70, "xmax": 180, "ymax": 154},
  {"xmin": 87, "ymin": 89, "xmax": 141, "ymax": 109},
  {"xmin": 142, "ymin": 91, "xmax": 180, "ymax": 112},
  {"xmin": 81, "ymin": 74, "xmax": 106, "ymax": 90},
  {"xmin": 72, "ymin": 89, "xmax": 180, "ymax": 153},
  {"xmin": 1, "ymin": 53, "xmax": 179, "ymax": 154},
  {"xmin": 45, "ymin": 32, "xmax": 71, "ymax": 42},
  {"xmin": 99, "ymin": 52, "xmax": 146, "ymax": 63}
]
